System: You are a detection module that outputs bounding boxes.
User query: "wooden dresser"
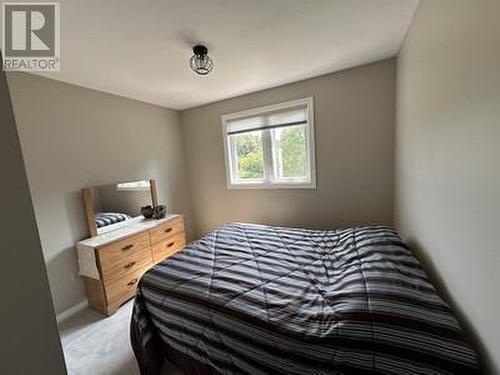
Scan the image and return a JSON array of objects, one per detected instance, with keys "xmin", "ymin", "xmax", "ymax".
[{"xmin": 77, "ymin": 214, "xmax": 185, "ymax": 315}]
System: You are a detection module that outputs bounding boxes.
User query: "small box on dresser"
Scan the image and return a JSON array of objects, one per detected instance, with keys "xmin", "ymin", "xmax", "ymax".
[{"xmin": 77, "ymin": 214, "xmax": 186, "ymax": 315}]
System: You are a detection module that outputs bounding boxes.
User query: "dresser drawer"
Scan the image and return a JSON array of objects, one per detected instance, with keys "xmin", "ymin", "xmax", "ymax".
[
  {"xmin": 104, "ymin": 265, "xmax": 149, "ymax": 306},
  {"xmin": 149, "ymin": 216, "xmax": 184, "ymax": 244},
  {"xmin": 98, "ymin": 232, "xmax": 151, "ymax": 271},
  {"xmin": 101, "ymin": 246, "xmax": 153, "ymax": 283},
  {"xmin": 152, "ymin": 232, "xmax": 186, "ymax": 263}
]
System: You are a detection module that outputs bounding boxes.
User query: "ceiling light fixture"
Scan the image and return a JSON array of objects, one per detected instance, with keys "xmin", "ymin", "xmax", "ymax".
[{"xmin": 190, "ymin": 45, "xmax": 214, "ymax": 76}]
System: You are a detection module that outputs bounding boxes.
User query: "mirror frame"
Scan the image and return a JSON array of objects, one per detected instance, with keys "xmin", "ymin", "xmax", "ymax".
[{"xmin": 82, "ymin": 179, "xmax": 158, "ymax": 237}]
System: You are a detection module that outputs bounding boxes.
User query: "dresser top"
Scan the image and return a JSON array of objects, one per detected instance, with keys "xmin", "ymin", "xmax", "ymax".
[{"xmin": 77, "ymin": 214, "xmax": 180, "ymax": 249}]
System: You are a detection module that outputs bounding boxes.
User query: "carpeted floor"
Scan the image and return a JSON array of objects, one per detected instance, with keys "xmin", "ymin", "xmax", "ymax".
[{"xmin": 59, "ymin": 301, "xmax": 182, "ymax": 375}]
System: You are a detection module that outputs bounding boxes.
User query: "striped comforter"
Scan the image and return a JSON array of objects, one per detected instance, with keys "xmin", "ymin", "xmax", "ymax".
[
  {"xmin": 95, "ymin": 212, "xmax": 131, "ymax": 228},
  {"xmin": 131, "ymin": 223, "xmax": 480, "ymax": 374}
]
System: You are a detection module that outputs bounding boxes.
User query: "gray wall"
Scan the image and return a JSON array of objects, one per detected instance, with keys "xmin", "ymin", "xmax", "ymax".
[
  {"xmin": 0, "ymin": 57, "xmax": 66, "ymax": 374},
  {"xmin": 395, "ymin": 1, "xmax": 500, "ymax": 373},
  {"xmin": 181, "ymin": 59, "xmax": 396, "ymax": 237},
  {"xmin": 7, "ymin": 73, "xmax": 193, "ymax": 315}
]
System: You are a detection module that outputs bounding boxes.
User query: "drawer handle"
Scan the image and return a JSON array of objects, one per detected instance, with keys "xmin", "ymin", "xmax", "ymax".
[
  {"xmin": 127, "ymin": 278, "xmax": 138, "ymax": 286},
  {"xmin": 122, "ymin": 244, "xmax": 134, "ymax": 251},
  {"xmin": 124, "ymin": 261, "xmax": 136, "ymax": 269},
  {"xmin": 164, "ymin": 228, "xmax": 173, "ymax": 233},
  {"xmin": 166, "ymin": 242, "xmax": 175, "ymax": 248}
]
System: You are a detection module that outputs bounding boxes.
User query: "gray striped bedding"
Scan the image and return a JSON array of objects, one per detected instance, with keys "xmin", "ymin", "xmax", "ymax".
[
  {"xmin": 131, "ymin": 223, "xmax": 480, "ymax": 374},
  {"xmin": 95, "ymin": 212, "xmax": 131, "ymax": 228}
]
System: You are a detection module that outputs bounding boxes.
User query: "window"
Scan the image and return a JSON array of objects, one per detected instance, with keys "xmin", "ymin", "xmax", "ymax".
[
  {"xmin": 222, "ymin": 97, "xmax": 316, "ymax": 189},
  {"xmin": 116, "ymin": 180, "xmax": 150, "ymax": 191}
]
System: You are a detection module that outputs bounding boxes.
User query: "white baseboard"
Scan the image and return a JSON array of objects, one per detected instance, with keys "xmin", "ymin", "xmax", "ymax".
[{"xmin": 56, "ymin": 300, "xmax": 89, "ymax": 324}]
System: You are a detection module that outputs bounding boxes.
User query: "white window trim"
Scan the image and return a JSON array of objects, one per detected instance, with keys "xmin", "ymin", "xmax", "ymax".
[{"xmin": 221, "ymin": 97, "xmax": 316, "ymax": 190}]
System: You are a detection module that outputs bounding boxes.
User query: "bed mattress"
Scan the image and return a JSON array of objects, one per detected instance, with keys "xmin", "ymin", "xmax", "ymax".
[{"xmin": 131, "ymin": 223, "xmax": 480, "ymax": 374}]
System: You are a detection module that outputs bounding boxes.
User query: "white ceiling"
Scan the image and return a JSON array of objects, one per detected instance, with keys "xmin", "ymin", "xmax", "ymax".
[{"xmin": 31, "ymin": 0, "xmax": 418, "ymax": 109}]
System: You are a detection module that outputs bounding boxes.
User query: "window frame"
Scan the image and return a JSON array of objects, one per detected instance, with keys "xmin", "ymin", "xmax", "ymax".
[{"xmin": 221, "ymin": 97, "xmax": 316, "ymax": 189}]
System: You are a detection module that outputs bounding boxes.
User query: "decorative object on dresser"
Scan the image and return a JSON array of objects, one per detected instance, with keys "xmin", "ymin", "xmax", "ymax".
[
  {"xmin": 152, "ymin": 204, "xmax": 166, "ymax": 219},
  {"xmin": 141, "ymin": 205, "xmax": 154, "ymax": 219},
  {"xmin": 77, "ymin": 179, "xmax": 186, "ymax": 315}
]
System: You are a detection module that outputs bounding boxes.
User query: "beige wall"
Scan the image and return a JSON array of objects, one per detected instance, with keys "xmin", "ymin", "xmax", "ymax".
[
  {"xmin": 395, "ymin": 1, "xmax": 500, "ymax": 373},
  {"xmin": 181, "ymin": 59, "xmax": 395, "ymax": 237},
  {"xmin": 1, "ymin": 58, "xmax": 66, "ymax": 374},
  {"xmin": 7, "ymin": 73, "xmax": 192, "ymax": 315}
]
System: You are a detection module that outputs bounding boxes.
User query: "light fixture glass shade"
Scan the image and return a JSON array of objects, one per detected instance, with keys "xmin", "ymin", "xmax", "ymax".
[{"xmin": 190, "ymin": 45, "xmax": 214, "ymax": 75}]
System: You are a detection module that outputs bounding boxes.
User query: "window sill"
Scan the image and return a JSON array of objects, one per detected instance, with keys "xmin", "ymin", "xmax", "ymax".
[{"xmin": 227, "ymin": 181, "xmax": 316, "ymax": 190}]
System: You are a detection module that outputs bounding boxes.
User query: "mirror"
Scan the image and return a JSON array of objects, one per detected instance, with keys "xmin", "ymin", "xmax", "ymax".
[{"xmin": 82, "ymin": 179, "xmax": 158, "ymax": 236}]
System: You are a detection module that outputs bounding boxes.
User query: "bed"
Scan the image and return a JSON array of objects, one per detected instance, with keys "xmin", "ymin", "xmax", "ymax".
[
  {"xmin": 95, "ymin": 212, "xmax": 131, "ymax": 228},
  {"xmin": 131, "ymin": 223, "xmax": 480, "ymax": 374}
]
